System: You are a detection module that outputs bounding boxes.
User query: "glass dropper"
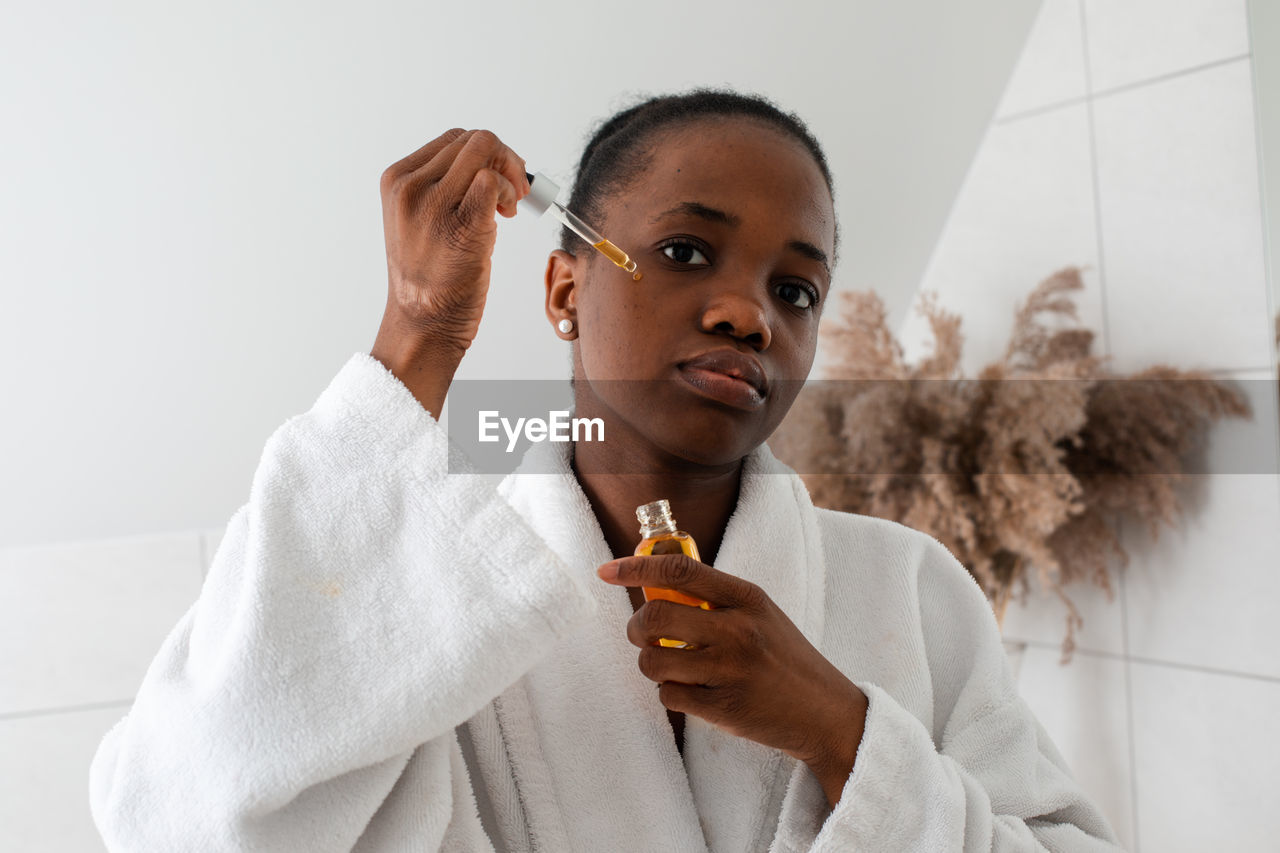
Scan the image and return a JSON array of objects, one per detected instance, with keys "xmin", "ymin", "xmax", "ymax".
[{"xmin": 520, "ymin": 171, "xmax": 639, "ymax": 276}]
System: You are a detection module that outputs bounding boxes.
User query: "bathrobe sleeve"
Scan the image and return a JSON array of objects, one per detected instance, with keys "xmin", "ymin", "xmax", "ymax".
[
  {"xmin": 806, "ymin": 535, "xmax": 1124, "ymax": 852},
  {"xmin": 88, "ymin": 352, "xmax": 598, "ymax": 852}
]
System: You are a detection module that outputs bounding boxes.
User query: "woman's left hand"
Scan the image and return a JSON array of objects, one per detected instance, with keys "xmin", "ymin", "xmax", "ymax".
[{"xmin": 596, "ymin": 553, "xmax": 868, "ymax": 789}]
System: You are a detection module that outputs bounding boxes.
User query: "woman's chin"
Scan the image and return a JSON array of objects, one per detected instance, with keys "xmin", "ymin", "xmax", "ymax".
[
  {"xmin": 651, "ymin": 427, "xmax": 764, "ymax": 471},
  {"xmin": 570, "ymin": 387, "xmax": 780, "ymax": 472}
]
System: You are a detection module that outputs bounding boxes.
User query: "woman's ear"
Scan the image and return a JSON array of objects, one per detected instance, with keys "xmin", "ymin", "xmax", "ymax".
[{"xmin": 545, "ymin": 249, "xmax": 579, "ymax": 339}]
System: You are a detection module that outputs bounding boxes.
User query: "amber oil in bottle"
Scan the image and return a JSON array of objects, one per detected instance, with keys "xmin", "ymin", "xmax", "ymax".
[{"xmin": 634, "ymin": 499, "xmax": 714, "ymax": 649}]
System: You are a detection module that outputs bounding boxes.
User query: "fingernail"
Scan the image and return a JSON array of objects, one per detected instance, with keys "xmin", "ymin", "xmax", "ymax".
[{"xmin": 597, "ymin": 562, "xmax": 619, "ymax": 580}]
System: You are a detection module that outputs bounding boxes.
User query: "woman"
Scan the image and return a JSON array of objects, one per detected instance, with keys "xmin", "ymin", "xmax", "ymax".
[{"xmin": 89, "ymin": 90, "xmax": 1123, "ymax": 851}]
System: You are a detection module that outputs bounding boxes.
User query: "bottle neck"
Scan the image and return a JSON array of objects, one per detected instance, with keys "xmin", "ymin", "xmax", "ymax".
[
  {"xmin": 636, "ymin": 499, "xmax": 678, "ymax": 540},
  {"xmin": 639, "ymin": 519, "xmax": 678, "ymax": 539}
]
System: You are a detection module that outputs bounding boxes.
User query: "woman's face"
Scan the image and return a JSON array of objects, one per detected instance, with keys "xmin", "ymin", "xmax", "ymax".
[{"xmin": 557, "ymin": 116, "xmax": 836, "ymax": 469}]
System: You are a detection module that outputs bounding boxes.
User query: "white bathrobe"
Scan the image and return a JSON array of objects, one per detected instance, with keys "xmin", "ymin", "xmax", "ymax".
[{"xmin": 89, "ymin": 352, "xmax": 1123, "ymax": 852}]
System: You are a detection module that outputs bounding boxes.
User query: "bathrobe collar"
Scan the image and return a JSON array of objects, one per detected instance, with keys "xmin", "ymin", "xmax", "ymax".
[{"xmin": 495, "ymin": 437, "xmax": 829, "ymax": 852}]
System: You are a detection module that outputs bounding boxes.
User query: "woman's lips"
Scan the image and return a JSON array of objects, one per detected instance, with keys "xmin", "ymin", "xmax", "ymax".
[{"xmin": 677, "ymin": 366, "xmax": 767, "ymax": 411}]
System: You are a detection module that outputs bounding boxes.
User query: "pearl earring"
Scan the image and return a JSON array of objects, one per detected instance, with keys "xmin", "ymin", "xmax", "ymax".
[{"xmin": 557, "ymin": 318, "xmax": 574, "ymax": 334}]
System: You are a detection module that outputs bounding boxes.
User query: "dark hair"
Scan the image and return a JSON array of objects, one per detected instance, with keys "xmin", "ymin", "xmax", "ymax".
[{"xmin": 561, "ymin": 88, "xmax": 839, "ymax": 267}]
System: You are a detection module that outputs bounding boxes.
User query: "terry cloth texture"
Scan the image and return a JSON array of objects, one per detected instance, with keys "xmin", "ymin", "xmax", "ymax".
[{"xmin": 89, "ymin": 352, "xmax": 1124, "ymax": 852}]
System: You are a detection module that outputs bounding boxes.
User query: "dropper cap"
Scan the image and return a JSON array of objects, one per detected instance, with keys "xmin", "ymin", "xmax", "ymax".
[{"xmin": 519, "ymin": 171, "xmax": 560, "ymax": 216}]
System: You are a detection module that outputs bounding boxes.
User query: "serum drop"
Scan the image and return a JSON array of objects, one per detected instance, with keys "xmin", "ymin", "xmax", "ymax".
[{"xmin": 634, "ymin": 499, "xmax": 714, "ymax": 649}]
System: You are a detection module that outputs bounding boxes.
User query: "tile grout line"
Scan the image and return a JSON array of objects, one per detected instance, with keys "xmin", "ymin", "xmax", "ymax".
[
  {"xmin": 995, "ymin": 53, "xmax": 1253, "ymax": 127},
  {"xmin": 1002, "ymin": 633, "xmax": 1280, "ymax": 684},
  {"xmin": 1233, "ymin": 15, "xmax": 1280, "ymax": 729},
  {"xmin": 1080, "ymin": 0, "xmax": 1113, "ymax": 363},
  {"xmin": 1118, "ymin": 519, "xmax": 1141, "ymax": 853},
  {"xmin": 994, "ymin": 95, "xmax": 1092, "ymax": 127},
  {"xmin": 1080, "ymin": 5, "xmax": 1130, "ymax": 845},
  {"xmin": 1090, "ymin": 53, "xmax": 1251, "ymax": 101},
  {"xmin": 1196, "ymin": 365, "xmax": 1276, "ymax": 376},
  {"xmin": 0, "ymin": 697, "xmax": 133, "ymax": 722},
  {"xmin": 1125, "ymin": 653, "xmax": 1280, "ymax": 683}
]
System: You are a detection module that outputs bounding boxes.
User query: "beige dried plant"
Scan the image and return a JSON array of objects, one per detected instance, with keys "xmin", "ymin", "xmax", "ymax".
[{"xmin": 771, "ymin": 267, "xmax": 1251, "ymax": 661}]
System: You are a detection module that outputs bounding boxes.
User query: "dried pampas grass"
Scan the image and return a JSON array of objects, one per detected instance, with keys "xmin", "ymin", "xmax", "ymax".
[{"xmin": 771, "ymin": 267, "xmax": 1251, "ymax": 661}]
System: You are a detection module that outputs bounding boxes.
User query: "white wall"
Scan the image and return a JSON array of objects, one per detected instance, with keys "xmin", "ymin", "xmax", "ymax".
[
  {"xmin": 0, "ymin": 0, "xmax": 1036, "ymax": 549},
  {"xmin": 896, "ymin": 0, "xmax": 1280, "ymax": 850}
]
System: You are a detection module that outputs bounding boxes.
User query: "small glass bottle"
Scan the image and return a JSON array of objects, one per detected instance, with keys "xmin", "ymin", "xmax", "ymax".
[{"xmin": 634, "ymin": 499, "xmax": 714, "ymax": 649}]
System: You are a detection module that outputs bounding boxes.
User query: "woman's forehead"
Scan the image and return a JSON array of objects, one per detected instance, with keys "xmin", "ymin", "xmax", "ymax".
[
  {"xmin": 644, "ymin": 118, "xmax": 820, "ymax": 183},
  {"xmin": 627, "ymin": 123, "xmax": 834, "ymax": 242}
]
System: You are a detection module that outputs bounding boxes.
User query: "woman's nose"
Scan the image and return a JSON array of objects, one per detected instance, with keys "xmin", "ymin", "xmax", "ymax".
[{"xmin": 698, "ymin": 284, "xmax": 772, "ymax": 350}]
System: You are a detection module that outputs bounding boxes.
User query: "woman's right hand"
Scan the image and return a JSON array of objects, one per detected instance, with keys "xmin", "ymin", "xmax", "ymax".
[{"xmin": 371, "ymin": 128, "xmax": 530, "ymax": 416}]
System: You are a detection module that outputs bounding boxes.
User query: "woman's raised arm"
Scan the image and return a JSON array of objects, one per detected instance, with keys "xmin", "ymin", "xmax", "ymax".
[{"xmin": 88, "ymin": 131, "xmax": 589, "ymax": 851}]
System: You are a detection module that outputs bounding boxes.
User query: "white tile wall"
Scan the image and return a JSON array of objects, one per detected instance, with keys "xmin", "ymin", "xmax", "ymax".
[
  {"xmin": 0, "ymin": 533, "xmax": 204, "ymax": 715},
  {"xmin": 1015, "ymin": 645, "xmax": 1135, "ymax": 850},
  {"xmin": 0, "ymin": 530, "xmax": 211, "ymax": 852},
  {"xmin": 1000, "ymin": 565, "xmax": 1126, "ymax": 657},
  {"xmin": 1093, "ymin": 59, "xmax": 1271, "ymax": 373},
  {"xmin": 0, "ymin": 706, "xmax": 121, "ymax": 852},
  {"xmin": 900, "ymin": 2, "xmax": 1280, "ymax": 850},
  {"xmin": 898, "ymin": 103, "xmax": 1104, "ymax": 374},
  {"xmin": 1129, "ymin": 661, "xmax": 1280, "ymax": 852},
  {"xmin": 1121, "ymin": 471, "xmax": 1280, "ymax": 679},
  {"xmin": 996, "ymin": 0, "xmax": 1088, "ymax": 118},
  {"xmin": 1114, "ymin": 371, "xmax": 1279, "ymax": 681},
  {"xmin": 1083, "ymin": 0, "xmax": 1251, "ymax": 93}
]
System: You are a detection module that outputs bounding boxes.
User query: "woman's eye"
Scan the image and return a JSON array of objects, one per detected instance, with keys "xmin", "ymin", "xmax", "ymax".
[
  {"xmin": 661, "ymin": 242, "xmax": 710, "ymax": 265},
  {"xmin": 776, "ymin": 282, "xmax": 818, "ymax": 310}
]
